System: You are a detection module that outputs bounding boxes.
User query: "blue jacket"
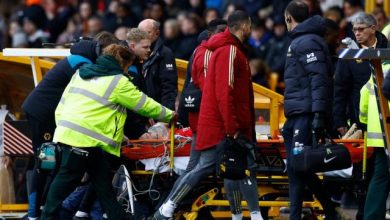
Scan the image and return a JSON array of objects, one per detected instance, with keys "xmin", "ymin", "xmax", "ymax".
[
  {"xmin": 284, "ymin": 15, "xmax": 333, "ymax": 118},
  {"xmin": 22, "ymin": 41, "xmax": 97, "ymax": 122}
]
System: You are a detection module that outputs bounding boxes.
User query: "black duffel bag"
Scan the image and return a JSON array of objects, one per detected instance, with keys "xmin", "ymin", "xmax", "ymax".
[{"xmin": 291, "ymin": 138, "xmax": 352, "ymax": 173}]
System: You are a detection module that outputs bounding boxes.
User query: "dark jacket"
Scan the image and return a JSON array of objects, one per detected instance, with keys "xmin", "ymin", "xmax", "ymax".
[
  {"xmin": 383, "ymin": 61, "xmax": 390, "ymax": 100},
  {"xmin": 22, "ymin": 41, "xmax": 97, "ymax": 122},
  {"xmin": 196, "ymin": 28, "xmax": 255, "ymax": 150},
  {"xmin": 123, "ymin": 60, "xmax": 148, "ymax": 139},
  {"xmin": 284, "ymin": 15, "xmax": 333, "ymax": 118},
  {"xmin": 142, "ymin": 38, "xmax": 178, "ymax": 110},
  {"xmin": 265, "ymin": 34, "xmax": 291, "ymax": 77},
  {"xmin": 333, "ymin": 31, "xmax": 388, "ymax": 129},
  {"xmin": 128, "ymin": 60, "xmax": 146, "ymax": 92},
  {"xmin": 176, "ymin": 34, "xmax": 199, "ymax": 60},
  {"xmin": 103, "ymin": 12, "xmax": 137, "ymax": 33},
  {"xmin": 176, "ymin": 54, "xmax": 193, "ymax": 127}
]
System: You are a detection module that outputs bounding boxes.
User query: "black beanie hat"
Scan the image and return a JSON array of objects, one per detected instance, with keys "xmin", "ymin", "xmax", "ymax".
[{"xmin": 23, "ymin": 5, "xmax": 47, "ymax": 29}]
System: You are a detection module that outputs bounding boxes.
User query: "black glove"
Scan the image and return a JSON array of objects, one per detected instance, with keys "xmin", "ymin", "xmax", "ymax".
[
  {"xmin": 312, "ymin": 112, "xmax": 326, "ymax": 142},
  {"xmin": 236, "ymin": 134, "xmax": 255, "ymax": 151}
]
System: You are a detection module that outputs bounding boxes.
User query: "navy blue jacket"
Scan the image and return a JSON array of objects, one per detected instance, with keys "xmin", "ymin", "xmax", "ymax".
[
  {"xmin": 22, "ymin": 41, "xmax": 97, "ymax": 122},
  {"xmin": 284, "ymin": 15, "xmax": 333, "ymax": 118},
  {"xmin": 383, "ymin": 61, "xmax": 390, "ymax": 100},
  {"xmin": 123, "ymin": 60, "xmax": 148, "ymax": 139},
  {"xmin": 333, "ymin": 32, "xmax": 388, "ymax": 129},
  {"xmin": 142, "ymin": 38, "xmax": 178, "ymax": 110}
]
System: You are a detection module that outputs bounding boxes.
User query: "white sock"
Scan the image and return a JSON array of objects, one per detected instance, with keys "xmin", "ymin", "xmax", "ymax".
[
  {"xmin": 232, "ymin": 213, "xmax": 243, "ymax": 220},
  {"xmin": 75, "ymin": 211, "xmax": 89, "ymax": 217},
  {"xmin": 160, "ymin": 199, "xmax": 177, "ymax": 217},
  {"xmin": 250, "ymin": 211, "xmax": 264, "ymax": 220},
  {"xmin": 102, "ymin": 213, "xmax": 108, "ymax": 218},
  {"xmin": 28, "ymin": 218, "xmax": 38, "ymax": 220}
]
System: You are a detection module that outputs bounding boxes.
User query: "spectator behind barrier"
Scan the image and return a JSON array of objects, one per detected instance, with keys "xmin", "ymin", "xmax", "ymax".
[
  {"xmin": 138, "ymin": 19, "xmax": 178, "ymax": 112},
  {"xmin": 22, "ymin": 4, "xmax": 49, "ymax": 48},
  {"xmin": 333, "ymin": 13, "xmax": 388, "ymax": 137},
  {"xmin": 124, "ymin": 28, "xmax": 153, "ymax": 140}
]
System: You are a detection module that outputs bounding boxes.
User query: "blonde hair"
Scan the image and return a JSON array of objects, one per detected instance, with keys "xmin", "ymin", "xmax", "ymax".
[
  {"xmin": 102, "ymin": 44, "xmax": 135, "ymax": 69},
  {"xmin": 126, "ymin": 28, "xmax": 149, "ymax": 43}
]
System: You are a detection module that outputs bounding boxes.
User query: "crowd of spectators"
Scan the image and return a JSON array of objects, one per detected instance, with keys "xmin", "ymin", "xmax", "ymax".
[{"xmin": 0, "ymin": 0, "xmax": 389, "ymax": 92}]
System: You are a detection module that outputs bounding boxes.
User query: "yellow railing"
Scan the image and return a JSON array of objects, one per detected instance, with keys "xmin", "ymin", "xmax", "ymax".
[{"xmin": 0, "ymin": 204, "xmax": 28, "ymax": 212}]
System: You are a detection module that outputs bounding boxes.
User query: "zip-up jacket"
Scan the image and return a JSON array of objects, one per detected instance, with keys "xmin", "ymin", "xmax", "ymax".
[
  {"xmin": 284, "ymin": 15, "xmax": 333, "ymax": 117},
  {"xmin": 196, "ymin": 28, "xmax": 255, "ymax": 150},
  {"xmin": 142, "ymin": 38, "xmax": 178, "ymax": 110},
  {"xmin": 188, "ymin": 40, "xmax": 212, "ymax": 133}
]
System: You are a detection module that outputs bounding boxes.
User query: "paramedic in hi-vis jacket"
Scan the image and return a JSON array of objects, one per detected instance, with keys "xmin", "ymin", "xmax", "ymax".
[
  {"xmin": 359, "ymin": 62, "xmax": 390, "ymax": 220},
  {"xmin": 41, "ymin": 44, "xmax": 174, "ymax": 220}
]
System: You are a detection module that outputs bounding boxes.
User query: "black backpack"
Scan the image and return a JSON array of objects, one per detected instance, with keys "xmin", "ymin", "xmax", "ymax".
[{"xmin": 180, "ymin": 81, "xmax": 202, "ymax": 112}]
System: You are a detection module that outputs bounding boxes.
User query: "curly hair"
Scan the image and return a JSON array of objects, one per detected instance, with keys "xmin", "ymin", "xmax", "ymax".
[{"xmin": 102, "ymin": 44, "xmax": 135, "ymax": 70}]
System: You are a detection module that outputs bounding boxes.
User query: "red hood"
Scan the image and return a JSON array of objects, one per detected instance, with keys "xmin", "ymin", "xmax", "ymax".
[
  {"xmin": 197, "ymin": 39, "xmax": 208, "ymax": 50},
  {"xmin": 205, "ymin": 28, "xmax": 243, "ymax": 51}
]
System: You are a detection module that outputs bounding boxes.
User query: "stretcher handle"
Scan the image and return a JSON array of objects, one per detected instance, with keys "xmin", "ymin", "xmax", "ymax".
[
  {"xmin": 170, "ymin": 122, "xmax": 175, "ymax": 175},
  {"xmin": 362, "ymin": 132, "xmax": 367, "ymax": 180}
]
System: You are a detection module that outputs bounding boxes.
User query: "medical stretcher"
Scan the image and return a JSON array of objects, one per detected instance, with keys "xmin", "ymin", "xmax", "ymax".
[{"xmin": 121, "ymin": 133, "xmax": 371, "ymax": 219}]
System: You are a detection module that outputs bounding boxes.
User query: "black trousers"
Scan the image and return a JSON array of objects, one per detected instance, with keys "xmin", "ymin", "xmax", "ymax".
[
  {"xmin": 41, "ymin": 146, "xmax": 126, "ymax": 220},
  {"xmin": 26, "ymin": 114, "xmax": 56, "ymax": 218},
  {"xmin": 282, "ymin": 114, "xmax": 337, "ymax": 219},
  {"xmin": 27, "ymin": 114, "xmax": 56, "ymax": 152},
  {"xmin": 77, "ymin": 151, "xmax": 122, "ymax": 214}
]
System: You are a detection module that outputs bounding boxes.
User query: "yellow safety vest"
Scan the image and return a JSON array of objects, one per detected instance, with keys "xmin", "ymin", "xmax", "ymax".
[
  {"xmin": 359, "ymin": 62, "xmax": 390, "ymax": 147},
  {"xmin": 54, "ymin": 71, "xmax": 174, "ymax": 156}
]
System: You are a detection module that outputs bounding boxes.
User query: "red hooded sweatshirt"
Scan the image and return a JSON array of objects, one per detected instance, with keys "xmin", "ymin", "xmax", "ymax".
[
  {"xmin": 188, "ymin": 40, "xmax": 212, "ymax": 133},
  {"xmin": 195, "ymin": 28, "xmax": 255, "ymax": 151}
]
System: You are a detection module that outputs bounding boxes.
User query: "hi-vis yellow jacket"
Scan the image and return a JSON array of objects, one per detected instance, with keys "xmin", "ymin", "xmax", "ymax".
[
  {"xmin": 359, "ymin": 62, "xmax": 390, "ymax": 147},
  {"xmin": 53, "ymin": 71, "xmax": 174, "ymax": 156}
]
